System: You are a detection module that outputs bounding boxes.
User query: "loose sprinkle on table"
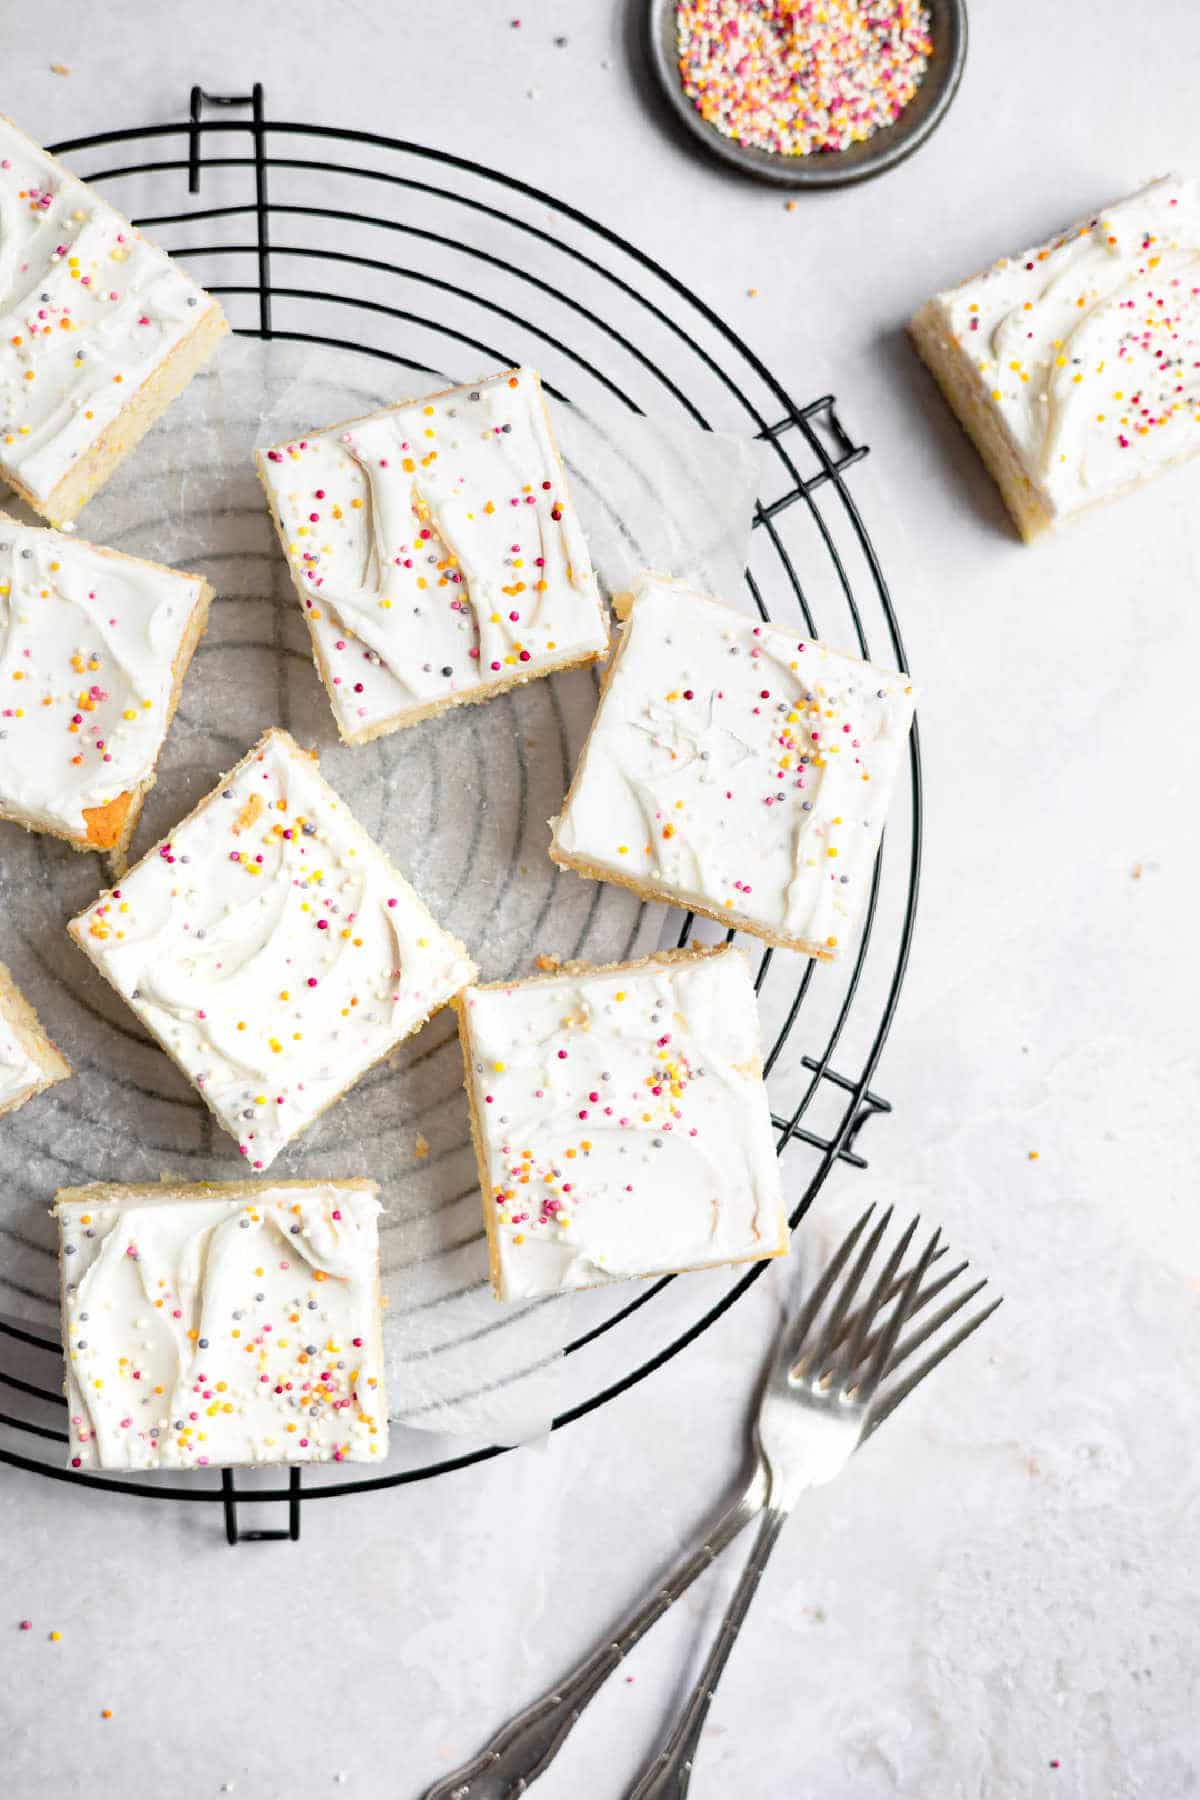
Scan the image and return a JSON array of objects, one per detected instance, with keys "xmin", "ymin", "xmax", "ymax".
[{"xmin": 676, "ymin": 0, "xmax": 933, "ymax": 158}]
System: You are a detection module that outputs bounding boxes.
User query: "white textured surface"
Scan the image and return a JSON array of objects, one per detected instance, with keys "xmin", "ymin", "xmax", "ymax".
[{"xmin": 1, "ymin": 5, "xmax": 1198, "ymax": 1800}]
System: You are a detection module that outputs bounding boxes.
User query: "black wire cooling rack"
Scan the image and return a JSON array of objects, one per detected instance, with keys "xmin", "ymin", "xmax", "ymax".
[{"xmin": 0, "ymin": 85, "xmax": 922, "ymax": 1543}]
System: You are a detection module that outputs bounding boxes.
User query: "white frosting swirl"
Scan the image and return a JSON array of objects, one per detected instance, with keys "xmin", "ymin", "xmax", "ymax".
[
  {"xmin": 551, "ymin": 575, "xmax": 915, "ymax": 957},
  {"xmin": 0, "ymin": 518, "xmax": 205, "ymax": 839},
  {"xmin": 461, "ymin": 948, "xmax": 785, "ymax": 1299},
  {"xmin": 935, "ymin": 175, "xmax": 1200, "ymax": 516},
  {"xmin": 0, "ymin": 115, "xmax": 218, "ymax": 510},
  {"xmin": 0, "ymin": 1006, "xmax": 46, "ymax": 1108},
  {"xmin": 70, "ymin": 729, "xmax": 476, "ymax": 1168},
  {"xmin": 257, "ymin": 368, "xmax": 607, "ymax": 739},
  {"xmin": 57, "ymin": 1182, "xmax": 388, "ymax": 1470}
]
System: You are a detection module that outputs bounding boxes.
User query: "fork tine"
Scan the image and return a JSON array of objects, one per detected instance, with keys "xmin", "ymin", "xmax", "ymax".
[
  {"xmin": 776, "ymin": 1204, "xmax": 876, "ymax": 1371},
  {"xmin": 884, "ymin": 1278, "xmax": 990, "ymax": 1379},
  {"xmin": 851, "ymin": 1257, "xmax": 968, "ymax": 1361},
  {"xmin": 829, "ymin": 1213, "xmax": 922, "ymax": 1381},
  {"xmin": 863, "ymin": 1296, "xmax": 1004, "ymax": 1439},
  {"xmin": 851, "ymin": 1226, "xmax": 942, "ymax": 1404},
  {"xmin": 806, "ymin": 1205, "xmax": 895, "ymax": 1371}
]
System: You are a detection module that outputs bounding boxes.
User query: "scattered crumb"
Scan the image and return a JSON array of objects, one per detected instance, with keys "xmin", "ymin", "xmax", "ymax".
[
  {"xmin": 600, "ymin": 56, "xmax": 612, "ymax": 68},
  {"xmin": 414, "ymin": 1133, "xmax": 430, "ymax": 1159},
  {"xmin": 526, "ymin": 86, "xmax": 541, "ymax": 100},
  {"xmin": 536, "ymin": 952, "xmax": 561, "ymax": 972},
  {"xmin": 50, "ymin": 62, "xmax": 70, "ymax": 75},
  {"xmin": 554, "ymin": 34, "xmax": 568, "ymax": 46}
]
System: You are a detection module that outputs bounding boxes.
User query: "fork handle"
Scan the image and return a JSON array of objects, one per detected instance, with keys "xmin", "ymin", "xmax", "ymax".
[
  {"xmin": 626, "ymin": 1503, "xmax": 790, "ymax": 1800},
  {"xmin": 421, "ymin": 1467, "xmax": 768, "ymax": 1800}
]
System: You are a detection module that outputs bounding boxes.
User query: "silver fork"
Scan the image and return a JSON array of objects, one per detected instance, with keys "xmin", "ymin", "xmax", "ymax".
[{"xmin": 423, "ymin": 1206, "xmax": 1000, "ymax": 1800}]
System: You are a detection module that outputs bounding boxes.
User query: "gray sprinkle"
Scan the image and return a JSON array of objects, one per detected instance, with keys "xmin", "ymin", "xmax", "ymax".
[
  {"xmin": 239, "ymin": 1219, "xmax": 250, "ymax": 1229},
  {"xmin": 20, "ymin": 547, "xmax": 32, "ymax": 559},
  {"xmin": 302, "ymin": 823, "xmax": 316, "ymax": 836},
  {"xmin": 839, "ymin": 875, "xmax": 849, "ymax": 884},
  {"xmin": 223, "ymin": 789, "xmax": 233, "ymax": 799},
  {"xmin": 64, "ymin": 1244, "xmax": 76, "ymax": 1255},
  {"xmin": 699, "ymin": 750, "xmax": 710, "ymax": 761},
  {"xmin": 652, "ymin": 1138, "xmax": 663, "ymax": 1148},
  {"xmin": 242, "ymin": 1109, "xmax": 254, "ymax": 1120},
  {"xmin": 290, "ymin": 1223, "xmax": 301, "ymax": 1234},
  {"xmin": 308, "ymin": 1300, "xmax": 318, "ymax": 1310},
  {"xmin": 306, "ymin": 1344, "xmax": 318, "ymax": 1355},
  {"xmin": 195, "ymin": 929, "xmax": 206, "ymax": 940},
  {"xmin": 876, "ymin": 689, "xmax": 887, "ymax": 698},
  {"xmin": 76, "ymin": 1340, "xmax": 87, "ymax": 1349},
  {"xmin": 39, "ymin": 292, "xmax": 50, "ymax": 302},
  {"xmin": 441, "ymin": 665, "xmax": 452, "ymax": 677},
  {"xmin": 422, "ymin": 662, "xmax": 431, "ymax": 673},
  {"xmin": 255, "ymin": 1292, "xmax": 265, "ymax": 1302},
  {"xmin": 802, "ymin": 801, "xmax": 813, "ymax": 811},
  {"xmin": 186, "ymin": 295, "xmax": 198, "ymax": 306},
  {"xmin": 174, "ymin": 1420, "xmax": 184, "ymax": 1430},
  {"xmin": 149, "ymin": 1428, "xmax": 160, "ymax": 1438},
  {"xmin": 198, "ymin": 1337, "xmax": 209, "ymax": 1349},
  {"xmin": 469, "ymin": 390, "xmax": 480, "ymax": 401},
  {"xmin": 232, "ymin": 1311, "xmax": 244, "ymax": 1321},
  {"xmin": 501, "ymin": 423, "xmax": 512, "ymax": 433},
  {"xmin": 79, "ymin": 1312, "xmax": 89, "ymax": 1322}
]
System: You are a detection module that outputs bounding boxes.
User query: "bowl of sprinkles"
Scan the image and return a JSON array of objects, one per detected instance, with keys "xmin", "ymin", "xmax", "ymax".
[{"xmin": 650, "ymin": 0, "xmax": 967, "ymax": 187}]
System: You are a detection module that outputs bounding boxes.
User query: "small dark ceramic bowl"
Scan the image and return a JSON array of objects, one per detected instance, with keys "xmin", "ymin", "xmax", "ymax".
[{"xmin": 647, "ymin": 0, "xmax": 967, "ymax": 188}]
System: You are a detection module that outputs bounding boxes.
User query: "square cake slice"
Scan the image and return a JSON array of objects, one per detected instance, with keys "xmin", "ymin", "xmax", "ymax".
[
  {"xmin": 55, "ymin": 1178, "xmax": 388, "ymax": 1470},
  {"xmin": 255, "ymin": 367, "xmax": 608, "ymax": 743},
  {"xmin": 549, "ymin": 574, "xmax": 915, "ymax": 961},
  {"xmin": 0, "ymin": 959, "xmax": 70, "ymax": 1116},
  {"xmin": 456, "ymin": 944, "xmax": 786, "ymax": 1301},
  {"xmin": 909, "ymin": 175, "xmax": 1200, "ymax": 538},
  {"xmin": 68, "ymin": 727, "xmax": 476, "ymax": 1170},
  {"xmin": 0, "ymin": 517, "xmax": 211, "ymax": 859},
  {"xmin": 0, "ymin": 114, "xmax": 227, "ymax": 526}
]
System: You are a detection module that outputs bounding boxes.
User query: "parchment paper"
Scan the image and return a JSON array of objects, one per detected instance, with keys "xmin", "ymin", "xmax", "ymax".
[{"xmin": 0, "ymin": 336, "xmax": 764, "ymax": 1450}]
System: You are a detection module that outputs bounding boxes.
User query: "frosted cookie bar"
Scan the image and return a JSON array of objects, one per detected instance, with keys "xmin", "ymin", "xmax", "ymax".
[
  {"xmin": 0, "ymin": 114, "xmax": 227, "ymax": 525},
  {"xmin": 549, "ymin": 574, "xmax": 915, "ymax": 961},
  {"xmin": 55, "ymin": 1178, "xmax": 387, "ymax": 1470},
  {"xmin": 0, "ymin": 517, "xmax": 211, "ymax": 859},
  {"xmin": 255, "ymin": 367, "xmax": 608, "ymax": 744},
  {"xmin": 910, "ymin": 176, "xmax": 1200, "ymax": 538},
  {"xmin": 0, "ymin": 959, "xmax": 70, "ymax": 1116},
  {"xmin": 455, "ymin": 944, "xmax": 786, "ymax": 1301},
  {"xmin": 69, "ymin": 727, "xmax": 476, "ymax": 1170}
]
